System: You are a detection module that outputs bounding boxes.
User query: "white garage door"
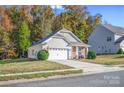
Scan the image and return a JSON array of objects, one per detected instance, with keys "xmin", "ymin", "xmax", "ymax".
[{"xmin": 48, "ymin": 48, "xmax": 68, "ymax": 60}]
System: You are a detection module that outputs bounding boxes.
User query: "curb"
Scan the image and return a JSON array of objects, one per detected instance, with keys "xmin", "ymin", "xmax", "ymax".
[
  {"xmin": 0, "ymin": 73, "xmax": 83, "ymax": 86},
  {"xmin": 1, "ymin": 69, "xmax": 124, "ymax": 86}
]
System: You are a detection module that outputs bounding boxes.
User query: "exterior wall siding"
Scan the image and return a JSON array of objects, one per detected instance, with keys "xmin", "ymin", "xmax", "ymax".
[
  {"xmin": 88, "ymin": 25, "xmax": 120, "ymax": 54},
  {"xmin": 120, "ymin": 40, "xmax": 124, "ymax": 51},
  {"xmin": 47, "ymin": 37, "xmax": 70, "ymax": 49},
  {"xmin": 28, "ymin": 37, "xmax": 72, "ymax": 59}
]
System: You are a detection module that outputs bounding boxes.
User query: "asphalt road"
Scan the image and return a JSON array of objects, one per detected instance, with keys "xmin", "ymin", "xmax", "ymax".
[{"xmin": 1, "ymin": 71, "xmax": 124, "ymax": 87}]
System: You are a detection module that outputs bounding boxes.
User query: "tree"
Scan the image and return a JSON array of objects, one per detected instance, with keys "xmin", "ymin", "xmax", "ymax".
[
  {"xmin": 0, "ymin": 26, "xmax": 13, "ymax": 59},
  {"xmin": 0, "ymin": 27, "xmax": 10, "ymax": 48},
  {"xmin": 52, "ymin": 5, "xmax": 102, "ymax": 43},
  {"xmin": 30, "ymin": 5, "xmax": 54, "ymax": 42},
  {"xmin": 42, "ymin": 6, "xmax": 54, "ymax": 38},
  {"xmin": 18, "ymin": 21, "xmax": 31, "ymax": 57}
]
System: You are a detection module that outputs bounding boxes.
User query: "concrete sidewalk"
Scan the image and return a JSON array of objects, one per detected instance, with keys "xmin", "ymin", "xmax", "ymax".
[
  {"xmin": 0, "ymin": 69, "xmax": 81, "ymax": 77},
  {"xmin": 52, "ymin": 60, "xmax": 124, "ymax": 74}
]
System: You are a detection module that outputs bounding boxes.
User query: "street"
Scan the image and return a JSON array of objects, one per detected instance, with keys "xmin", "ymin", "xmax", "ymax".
[{"xmin": 1, "ymin": 70, "xmax": 124, "ymax": 87}]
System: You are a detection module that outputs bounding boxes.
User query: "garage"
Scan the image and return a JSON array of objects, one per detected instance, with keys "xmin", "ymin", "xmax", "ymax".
[{"xmin": 48, "ymin": 48, "xmax": 69, "ymax": 60}]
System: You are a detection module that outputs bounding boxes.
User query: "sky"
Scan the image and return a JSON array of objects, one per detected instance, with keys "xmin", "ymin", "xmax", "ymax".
[
  {"xmin": 87, "ymin": 5, "xmax": 124, "ymax": 27},
  {"xmin": 52, "ymin": 5, "xmax": 124, "ymax": 27}
]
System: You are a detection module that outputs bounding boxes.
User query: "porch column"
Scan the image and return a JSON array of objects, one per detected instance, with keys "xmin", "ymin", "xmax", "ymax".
[
  {"xmin": 85, "ymin": 47, "xmax": 88, "ymax": 58},
  {"xmin": 76, "ymin": 46, "xmax": 78, "ymax": 59}
]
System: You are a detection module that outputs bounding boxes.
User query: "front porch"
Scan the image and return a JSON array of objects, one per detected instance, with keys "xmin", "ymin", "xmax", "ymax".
[{"xmin": 71, "ymin": 46, "xmax": 88, "ymax": 59}]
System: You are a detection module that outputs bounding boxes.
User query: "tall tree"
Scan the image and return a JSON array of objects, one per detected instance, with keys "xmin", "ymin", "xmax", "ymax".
[
  {"xmin": 0, "ymin": 27, "xmax": 10, "ymax": 48},
  {"xmin": 0, "ymin": 6, "xmax": 13, "ymax": 32},
  {"xmin": 30, "ymin": 6, "xmax": 43, "ymax": 42},
  {"xmin": 30, "ymin": 5, "xmax": 54, "ymax": 42},
  {"xmin": 18, "ymin": 21, "xmax": 31, "ymax": 57},
  {"xmin": 42, "ymin": 6, "xmax": 54, "ymax": 38}
]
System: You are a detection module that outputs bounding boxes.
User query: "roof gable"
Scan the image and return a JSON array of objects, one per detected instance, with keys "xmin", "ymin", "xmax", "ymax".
[
  {"xmin": 31, "ymin": 28, "xmax": 84, "ymax": 47},
  {"xmin": 47, "ymin": 37, "xmax": 69, "ymax": 48},
  {"xmin": 57, "ymin": 29, "xmax": 82, "ymax": 43},
  {"xmin": 103, "ymin": 24, "xmax": 124, "ymax": 35}
]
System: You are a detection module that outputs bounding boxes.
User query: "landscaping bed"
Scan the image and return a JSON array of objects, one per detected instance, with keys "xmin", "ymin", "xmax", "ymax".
[{"xmin": 81, "ymin": 54, "xmax": 124, "ymax": 65}]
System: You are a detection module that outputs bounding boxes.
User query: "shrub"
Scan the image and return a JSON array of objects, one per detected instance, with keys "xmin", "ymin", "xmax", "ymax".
[
  {"xmin": 117, "ymin": 48, "xmax": 124, "ymax": 54},
  {"xmin": 87, "ymin": 51, "xmax": 96, "ymax": 59},
  {"xmin": 37, "ymin": 50, "xmax": 49, "ymax": 60}
]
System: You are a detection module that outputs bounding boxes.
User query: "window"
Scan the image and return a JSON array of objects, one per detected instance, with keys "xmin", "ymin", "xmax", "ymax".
[
  {"xmin": 98, "ymin": 46, "xmax": 101, "ymax": 51},
  {"xmin": 107, "ymin": 37, "xmax": 112, "ymax": 42},
  {"xmin": 105, "ymin": 50, "xmax": 107, "ymax": 52}
]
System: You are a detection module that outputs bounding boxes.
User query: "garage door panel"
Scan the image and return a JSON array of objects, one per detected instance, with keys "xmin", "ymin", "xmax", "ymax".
[{"xmin": 48, "ymin": 48, "xmax": 68, "ymax": 60}]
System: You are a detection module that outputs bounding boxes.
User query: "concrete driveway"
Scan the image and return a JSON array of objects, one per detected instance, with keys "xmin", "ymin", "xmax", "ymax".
[{"xmin": 53, "ymin": 60, "xmax": 124, "ymax": 74}]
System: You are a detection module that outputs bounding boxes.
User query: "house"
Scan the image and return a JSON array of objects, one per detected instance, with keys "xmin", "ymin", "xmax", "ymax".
[
  {"xmin": 88, "ymin": 24, "xmax": 124, "ymax": 54},
  {"xmin": 28, "ymin": 29, "xmax": 90, "ymax": 60}
]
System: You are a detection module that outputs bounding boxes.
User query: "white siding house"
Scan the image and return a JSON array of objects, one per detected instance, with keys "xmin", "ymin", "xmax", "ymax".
[
  {"xmin": 88, "ymin": 24, "xmax": 124, "ymax": 54},
  {"xmin": 28, "ymin": 29, "xmax": 90, "ymax": 60}
]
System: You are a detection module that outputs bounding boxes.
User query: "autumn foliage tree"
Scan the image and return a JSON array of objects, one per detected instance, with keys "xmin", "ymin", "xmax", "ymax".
[
  {"xmin": 0, "ymin": 5, "xmax": 102, "ymax": 59},
  {"xmin": 53, "ymin": 5, "xmax": 102, "ymax": 43}
]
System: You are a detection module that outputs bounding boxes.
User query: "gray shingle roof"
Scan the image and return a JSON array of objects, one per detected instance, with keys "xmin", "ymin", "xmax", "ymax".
[
  {"xmin": 31, "ymin": 30, "xmax": 59, "ymax": 46},
  {"xmin": 115, "ymin": 36, "xmax": 124, "ymax": 43},
  {"xmin": 30, "ymin": 28, "xmax": 90, "ymax": 47},
  {"xmin": 103, "ymin": 24, "xmax": 124, "ymax": 35}
]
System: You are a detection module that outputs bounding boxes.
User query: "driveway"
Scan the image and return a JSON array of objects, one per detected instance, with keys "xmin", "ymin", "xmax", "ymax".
[{"xmin": 53, "ymin": 60, "xmax": 124, "ymax": 74}]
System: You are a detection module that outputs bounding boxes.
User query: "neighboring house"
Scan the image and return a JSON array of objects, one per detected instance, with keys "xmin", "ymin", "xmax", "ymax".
[
  {"xmin": 88, "ymin": 24, "xmax": 124, "ymax": 54},
  {"xmin": 28, "ymin": 29, "xmax": 90, "ymax": 60}
]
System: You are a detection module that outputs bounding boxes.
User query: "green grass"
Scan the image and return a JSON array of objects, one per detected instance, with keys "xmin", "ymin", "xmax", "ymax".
[
  {"xmin": 0, "ymin": 59, "xmax": 73, "ymax": 74},
  {"xmin": 81, "ymin": 54, "xmax": 124, "ymax": 65},
  {"xmin": 0, "ymin": 69, "xmax": 82, "ymax": 81}
]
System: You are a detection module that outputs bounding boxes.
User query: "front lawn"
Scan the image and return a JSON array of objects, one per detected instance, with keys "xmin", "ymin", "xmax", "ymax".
[
  {"xmin": 81, "ymin": 54, "xmax": 124, "ymax": 65},
  {"xmin": 0, "ymin": 59, "xmax": 73, "ymax": 74},
  {"xmin": 0, "ymin": 59, "xmax": 83, "ymax": 81}
]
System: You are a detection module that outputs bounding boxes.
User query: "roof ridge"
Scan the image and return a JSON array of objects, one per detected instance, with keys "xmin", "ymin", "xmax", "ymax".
[{"xmin": 102, "ymin": 24, "xmax": 124, "ymax": 35}]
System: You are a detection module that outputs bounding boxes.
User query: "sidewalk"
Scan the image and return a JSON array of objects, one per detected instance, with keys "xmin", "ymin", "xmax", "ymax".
[{"xmin": 0, "ymin": 68, "xmax": 81, "ymax": 77}]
